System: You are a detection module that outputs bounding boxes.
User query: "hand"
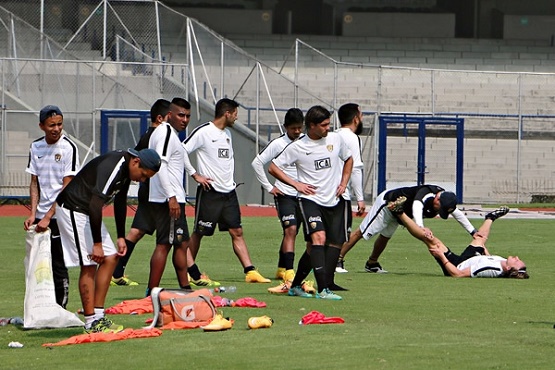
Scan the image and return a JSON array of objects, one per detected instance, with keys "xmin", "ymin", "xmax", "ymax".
[
  {"xmin": 34, "ymin": 218, "xmax": 51, "ymax": 233},
  {"xmin": 193, "ymin": 173, "xmax": 213, "ymax": 191},
  {"xmin": 116, "ymin": 238, "xmax": 127, "ymax": 257},
  {"xmin": 428, "ymin": 247, "xmax": 443, "ymax": 258},
  {"xmin": 356, "ymin": 201, "xmax": 366, "ymax": 216},
  {"xmin": 168, "ymin": 196, "xmax": 180, "ymax": 219},
  {"xmin": 269, "ymin": 186, "xmax": 283, "ymax": 197},
  {"xmin": 88, "ymin": 243, "xmax": 105, "ymax": 264},
  {"xmin": 421, "ymin": 227, "xmax": 434, "ymax": 240},
  {"xmin": 295, "ymin": 182, "xmax": 317, "ymax": 195},
  {"xmin": 335, "ymin": 183, "xmax": 347, "ymax": 198},
  {"xmin": 473, "ymin": 230, "xmax": 486, "ymax": 239},
  {"xmin": 23, "ymin": 216, "xmax": 34, "ymax": 231}
]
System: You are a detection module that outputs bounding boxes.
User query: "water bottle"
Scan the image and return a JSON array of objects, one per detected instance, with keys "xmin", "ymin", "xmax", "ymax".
[
  {"xmin": 9, "ymin": 317, "xmax": 24, "ymax": 326},
  {"xmin": 212, "ymin": 285, "xmax": 236, "ymax": 293}
]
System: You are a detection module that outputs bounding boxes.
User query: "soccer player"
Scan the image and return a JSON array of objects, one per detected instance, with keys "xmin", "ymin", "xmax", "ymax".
[
  {"xmin": 24, "ymin": 105, "xmax": 80, "ymax": 308},
  {"xmin": 145, "ymin": 97, "xmax": 193, "ymax": 295},
  {"xmin": 338, "ymin": 184, "xmax": 480, "ymax": 274},
  {"xmin": 56, "ymin": 148, "xmax": 161, "ymax": 333},
  {"xmin": 269, "ymin": 105, "xmax": 353, "ymax": 300},
  {"xmin": 111, "ymin": 98, "xmax": 171, "ymax": 287},
  {"xmin": 389, "ymin": 200, "xmax": 528, "ymax": 279},
  {"xmin": 251, "ymin": 108, "xmax": 310, "ymax": 294},
  {"xmin": 183, "ymin": 98, "xmax": 271, "ymax": 284},
  {"xmin": 333, "ymin": 103, "xmax": 366, "ymax": 286}
]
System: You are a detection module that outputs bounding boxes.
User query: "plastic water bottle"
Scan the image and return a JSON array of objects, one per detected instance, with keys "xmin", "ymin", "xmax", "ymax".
[
  {"xmin": 212, "ymin": 285, "xmax": 236, "ymax": 293},
  {"xmin": 9, "ymin": 317, "xmax": 24, "ymax": 326}
]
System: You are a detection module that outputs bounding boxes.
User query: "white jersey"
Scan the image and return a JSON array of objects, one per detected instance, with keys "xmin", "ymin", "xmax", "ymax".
[
  {"xmin": 148, "ymin": 122, "xmax": 187, "ymax": 203},
  {"xmin": 183, "ymin": 122, "xmax": 235, "ymax": 193},
  {"xmin": 272, "ymin": 131, "xmax": 351, "ymax": 207},
  {"xmin": 252, "ymin": 133, "xmax": 302, "ymax": 197},
  {"xmin": 335, "ymin": 127, "xmax": 364, "ymax": 202},
  {"xmin": 457, "ymin": 255, "xmax": 505, "ymax": 278},
  {"xmin": 25, "ymin": 134, "xmax": 80, "ymax": 219}
]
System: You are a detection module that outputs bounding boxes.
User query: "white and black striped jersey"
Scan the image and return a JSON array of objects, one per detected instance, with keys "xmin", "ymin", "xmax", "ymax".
[
  {"xmin": 272, "ymin": 131, "xmax": 351, "ymax": 207},
  {"xmin": 335, "ymin": 127, "xmax": 364, "ymax": 202},
  {"xmin": 148, "ymin": 122, "xmax": 187, "ymax": 203},
  {"xmin": 183, "ymin": 121, "xmax": 236, "ymax": 193},
  {"xmin": 457, "ymin": 255, "xmax": 505, "ymax": 278},
  {"xmin": 252, "ymin": 133, "xmax": 303, "ymax": 197},
  {"xmin": 26, "ymin": 134, "xmax": 80, "ymax": 219}
]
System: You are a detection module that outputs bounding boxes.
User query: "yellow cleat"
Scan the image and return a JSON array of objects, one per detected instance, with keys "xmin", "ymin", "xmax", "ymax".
[
  {"xmin": 248, "ymin": 315, "xmax": 274, "ymax": 329},
  {"xmin": 267, "ymin": 280, "xmax": 291, "ymax": 294},
  {"xmin": 301, "ymin": 280, "xmax": 316, "ymax": 294},
  {"xmin": 275, "ymin": 267, "xmax": 286, "ymax": 280},
  {"xmin": 245, "ymin": 269, "xmax": 271, "ymax": 283},
  {"xmin": 201, "ymin": 314, "xmax": 233, "ymax": 331}
]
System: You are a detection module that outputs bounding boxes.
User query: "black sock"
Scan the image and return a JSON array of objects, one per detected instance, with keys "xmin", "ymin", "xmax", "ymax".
[
  {"xmin": 291, "ymin": 251, "xmax": 312, "ymax": 287},
  {"xmin": 188, "ymin": 263, "xmax": 202, "ymax": 281},
  {"xmin": 324, "ymin": 246, "xmax": 341, "ymax": 287},
  {"xmin": 283, "ymin": 252, "xmax": 295, "ymax": 270},
  {"xmin": 113, "ymin": 239, "xmax": 136, "ymax": 278},
  {"xmin": 278, "ymin": 247, "xmax": 285, "ymax": 268},
  {"xmin": 310, "ymin": 245, "xmax": 326, "ymax": 292},
  {"xmin": 244, "ymin": 265, "xmax": 256, "ymax": 274}
]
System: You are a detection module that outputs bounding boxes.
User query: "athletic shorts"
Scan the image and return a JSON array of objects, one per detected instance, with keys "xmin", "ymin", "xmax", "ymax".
[
  {"xmin": 56, "ymin": 206, "xmax": 117, "ymax": 268},
  {"xmin": 274, "ymin": 194, "xmax": 302, "ymax": 231},
  {"xmin": 345, "ymin": 198, "xmax": 353, "ymax": 236},
  {"xmin": 193, "ymin": 187, "xmax": 241, "ymax": 236},
  {"xmin": 298, "ymin": 198, "xmax": 348, "ymax": 245},
  {"xmin": 358, "ymin": 190, "xmax": 399, "ymax": 240},
  {"xmin": 131, "ymin": 200, "xmax": 156, "ymax": 235},
  {"xmin": 149, "ymin": 202, "xmax": 189, "ymax": 246},
  {"xmin": 434, "ymin": 245, "xmax": 486, "ymax": 275}
]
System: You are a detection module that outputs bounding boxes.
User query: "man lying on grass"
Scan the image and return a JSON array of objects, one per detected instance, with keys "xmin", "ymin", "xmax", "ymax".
[{"xmin": 388, "ymin": 197, "xmax": 529, "ymax": 279}]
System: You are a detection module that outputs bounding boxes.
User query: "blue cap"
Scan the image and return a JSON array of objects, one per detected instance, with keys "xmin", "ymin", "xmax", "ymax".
[
  {"xmin": 127, "ymin": 148, "xmax": 161, "ymax": 172},
  {"xmin": 39, "ymin": 105, "xmax": 63, "ymax": 122}
]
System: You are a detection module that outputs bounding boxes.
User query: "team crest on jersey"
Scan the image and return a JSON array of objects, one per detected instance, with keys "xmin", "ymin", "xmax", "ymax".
[
  {"xmin": 55, "ymin": 153, "xmax": 61, "ymax": 162},
  {"xmin": 218, "ymin": 148, "xmax": 229, "ymax": 158},
  {"xmin": 226, "ymin": 138, "xmax": 230, "ymax": 143},
  {"xmin": 314, "ymin": 157, "xmax": 331, "ymax": 170},
  {"xmin": 326, "ymin": 145, "xmax": 333, "ymax": 152}
]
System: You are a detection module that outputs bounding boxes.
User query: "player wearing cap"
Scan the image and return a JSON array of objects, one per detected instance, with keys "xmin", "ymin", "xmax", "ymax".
[
  {"xmin": 338, "ymin": 184, "xmax": 480, "ymax": 275},
  {"xmin": 24, "ymin": 105, "xmax": 80, "ymax": 308},
  {"xmin": 56, "ymin": 148, "xmax": 161, "ymax": 333},
  {"xmin": 387, "ymin": 199, "xmax": 528, "ymax": 279}
]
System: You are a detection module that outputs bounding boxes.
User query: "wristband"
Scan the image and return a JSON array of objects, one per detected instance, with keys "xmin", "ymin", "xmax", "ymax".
[{"xmin": 470, "ymin": 229, "xmax": 477, "ymax": 236}]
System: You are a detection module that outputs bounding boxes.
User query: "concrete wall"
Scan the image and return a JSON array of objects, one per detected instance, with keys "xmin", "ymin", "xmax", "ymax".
[
  {"xmin": 342, "ymin": 12, "xmax": 455, "ymax": 38},
  {"xmin": 503, "ymin": 15, "xmax": 555, "ymax": 41}
]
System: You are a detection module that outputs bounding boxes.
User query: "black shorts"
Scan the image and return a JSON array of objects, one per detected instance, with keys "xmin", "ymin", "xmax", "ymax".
[
  {"xmin": 344, "ymin": 198, "xmax": 353, "ymax": 236},
  {"xmin": 298, "ymin": 198, "xmax": 348, "ymax": 245},
  {"xmin": 436, "ymin": 245, "xmax": 486, "ymax": 274},
  {"xmin": 274, "ymin": 194, "xmax": 302, "ymax": 231},
  {"xmin": 148, "ymin": 202, "xmax": 190, "ymax": 246},
  {"xmin": 131, "ymin": 200, "xmax": 156, "ymax": 235},
  {"xmin": 193, "ymin": 187, "xmax": 241, "ymax": 236}
]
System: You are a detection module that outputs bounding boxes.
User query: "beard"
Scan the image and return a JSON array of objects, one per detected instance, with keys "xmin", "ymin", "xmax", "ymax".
[{"xmin": 355, "ymin": 121, "xmax": 364, "ymax": 136}]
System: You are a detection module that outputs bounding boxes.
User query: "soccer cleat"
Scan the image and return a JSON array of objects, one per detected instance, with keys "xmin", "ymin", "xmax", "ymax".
[
  {"xmin": 301, "ymin": 280, "xmax": 316, "ymax": 294},
  {"xmin": 485, "ymin": 206, "xmax": 509, "ymax": 221},
  {"xmin": 387, "ymin": 196, "xmax": 407, "ymax": 214},
  {"xmin": 84, "ymin": 317, "xmax": 124, "ymax": 334},
  {"xmin": 335, "ymin": 258, "xmax": 348, "ymax": 273},
  {"xmin": 288, "ymin": 285, "xmax": 314, "ymax": 298},
  {"xmin": 316, "ymin": 288, "xmax": 342, "ymax": 300},
  {"xmin": 110, "ymin": 276, "xmax": 139, "ymax": 286},
  {"xmin": 245, "ymin": 269, "xmax": 271, "ymax": 283},
  {"xmin": 248, "ymin": 315, "xmax": 274, "ymax": 329},
  {"xmin": 268, "ymin": 280, "xmax": 291, "ymax": 294},
  {"xmin": 365, "ymin": 261, "xmax": 388, "ymax": 274},
  {"xmin": 190, "ymin": 274, "xmax": 221, "ymax": 288},
  {"xmin": 201, "ymin": 314, "xmax": 233, "ymax": 331},
  {"xmin": 275, "ymin": 267, "xmax": 286, "ymax": 280}
]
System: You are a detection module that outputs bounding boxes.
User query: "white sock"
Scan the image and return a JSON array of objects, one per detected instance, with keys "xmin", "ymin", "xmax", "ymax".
[
  {"xmin": 84, "ymin": 315, "xmax": 96, "ymax": 328},
  {"xmin": 94, "ymin": 307, "xmax": 105, "ymax": 321}
]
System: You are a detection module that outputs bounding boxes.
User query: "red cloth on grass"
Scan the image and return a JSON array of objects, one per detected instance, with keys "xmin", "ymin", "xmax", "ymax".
[
  {"xmin": 300, "ymin": 311, "xmax": 345, "ymax": 325},
  {"xmin": 42, "ymin": 328, "xmax": 162, "ymax": 347},
  {"xmin": 233, "ymin": 297, "xmax": 267, "ymax": 308},
  {"xmin": 105, "ymin": 297, "xmax": 153, "ymax": 315}
]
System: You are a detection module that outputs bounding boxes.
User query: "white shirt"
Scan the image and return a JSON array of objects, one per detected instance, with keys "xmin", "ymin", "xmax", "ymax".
[
  {"xmin": 148, "ymin": 122, "xmax": 187, "ymax": 203},
  {"xmin": 251, "ymin": 133, "xmax": 301, "ymax": 197},
  {"xmin": 183, "ymin": 122, "xmax": 235, "ymax": 193},
  {"xmin": 272, "ymin": 131, "xmax": 351, "ymax": 207},
  {"xmin": 26, "ymin": 134, "xmax": 80, "ymax": 219},
  {"xmin": 457, "ymin": 255, "xmax": 505, "ymax": 278},
  {"xmin": 335, "ymin": 127, "xmax": 364, "ymax": 202}
]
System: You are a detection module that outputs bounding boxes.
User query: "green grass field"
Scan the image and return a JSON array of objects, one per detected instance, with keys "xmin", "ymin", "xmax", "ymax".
[{"xmin": 1, "ymin": 215, "xmax": 554, "ymax": 369}]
